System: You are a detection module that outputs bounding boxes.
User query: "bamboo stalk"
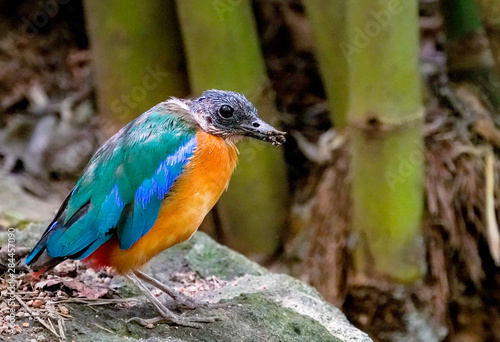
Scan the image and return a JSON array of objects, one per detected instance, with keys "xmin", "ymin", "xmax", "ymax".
[
  {"xmin": 83, "ymin": 0, "xmax": 188, "ymax": 133},
  {"xmin": 478, "ymin": 0, "xmax": 500, "ymax": 73},
  {"xmin": 303, "ymin": 1, "xmax": 349, "ymax": 128},
  {"xmin": 442, "ymin": 0, "xmax": 500, "ymax": 112},
  {"xmin": 175, "ymin": 0, "xmax": 288, "ymax": 254},
  {"xmin": 346, "ymin": 0, "xmax": 425, "ymax": 281}
]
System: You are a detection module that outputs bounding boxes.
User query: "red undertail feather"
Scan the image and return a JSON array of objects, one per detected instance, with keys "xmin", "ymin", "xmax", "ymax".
[{"xmin": 83, "ymin": 240, "xmax": 119, "ymax": 270}]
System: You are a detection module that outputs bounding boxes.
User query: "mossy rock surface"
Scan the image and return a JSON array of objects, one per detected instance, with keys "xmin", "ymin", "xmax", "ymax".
[{"xmin": 3, "ymin": 226, "xmax": 371, "ymax": 342}]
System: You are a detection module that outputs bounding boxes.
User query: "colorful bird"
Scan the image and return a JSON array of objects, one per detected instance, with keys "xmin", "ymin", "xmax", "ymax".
[{"xmin": 25, "ymin": 90, "xmax": 285, "ymax": 327}]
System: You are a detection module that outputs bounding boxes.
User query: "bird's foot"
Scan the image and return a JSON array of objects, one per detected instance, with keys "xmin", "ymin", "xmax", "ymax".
[
  {"xmin": 127, "ymin": 312, "xmax": 221, "ymax": 329},
  {"xmin": 125, "ymin": 272, "xmax": 223, "ymax": 329},
  {"xmin": 133, "ymin": 270, "xmax": 227, "ymax": 311}
]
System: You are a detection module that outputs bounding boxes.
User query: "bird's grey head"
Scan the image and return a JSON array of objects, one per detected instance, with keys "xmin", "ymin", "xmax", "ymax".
[{"xmin": 186, "ymin": 90, "xmax": 286, "ymax": 146}]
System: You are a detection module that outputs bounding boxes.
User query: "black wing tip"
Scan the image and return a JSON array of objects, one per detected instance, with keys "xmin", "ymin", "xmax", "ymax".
[{"xmin": 26, "ymin": 249, "xmax": 65, "ymax": 273}]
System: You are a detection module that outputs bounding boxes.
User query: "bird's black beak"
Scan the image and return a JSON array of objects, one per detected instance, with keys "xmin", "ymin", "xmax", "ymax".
[{"xmin": 240, "ymin": 118, "xmax": 286, "ymax": 146}]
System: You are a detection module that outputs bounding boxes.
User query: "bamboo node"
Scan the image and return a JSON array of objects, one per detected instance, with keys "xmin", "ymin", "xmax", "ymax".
[{"xmin": 348, "ymin": 111, "xmax": 423, "ymax": 139}]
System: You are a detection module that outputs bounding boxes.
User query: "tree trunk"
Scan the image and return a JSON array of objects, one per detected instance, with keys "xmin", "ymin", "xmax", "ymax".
[
  {"xmin": 346, "ymin": 0, "xmax": 425, "ymax": 281},
  {"xmin": 83, "ymin": 0, "xmax": 188, "ymax": 134},
  {"xmin": 175, "ymin": 0, "xmax": 288, "ymax": 254}
]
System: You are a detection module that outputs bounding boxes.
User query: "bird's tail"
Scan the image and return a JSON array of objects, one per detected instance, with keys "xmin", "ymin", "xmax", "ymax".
[
  {"xmin": 24, "ymin": 193, "xmax": 73, "ymax": 273},
  {"xmin": 25, "ymin": 222, "xmax": 65, "ymax": 273}
]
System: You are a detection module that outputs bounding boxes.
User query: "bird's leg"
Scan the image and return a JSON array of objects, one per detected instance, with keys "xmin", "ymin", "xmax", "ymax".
[
  {"xmin": 133, "ymin": 270, "xmax": 225, "ymax": 310},
  {"xmin": 124, "ymin": 272, "xmax": 218, "ymax": 328},
  {"xmin": 133, "ymin": 270, "xmax": 182, "ymax": 300}
]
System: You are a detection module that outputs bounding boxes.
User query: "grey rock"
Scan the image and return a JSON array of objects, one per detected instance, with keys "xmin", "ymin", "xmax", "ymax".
[{"xmin": 3, "ymin": 227, "xmax": 372, "ymax": 342}]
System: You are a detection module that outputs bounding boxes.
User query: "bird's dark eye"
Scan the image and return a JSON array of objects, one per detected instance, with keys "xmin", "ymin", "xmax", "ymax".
[{"xmin": 219, "ymin": 105, "xmax": 234, "ymax": 118}]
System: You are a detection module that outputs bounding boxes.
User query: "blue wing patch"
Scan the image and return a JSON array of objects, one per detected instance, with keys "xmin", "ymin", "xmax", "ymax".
[{"xmin": 117, "ymin": 135, "xmax": 197, "ymax": 249}]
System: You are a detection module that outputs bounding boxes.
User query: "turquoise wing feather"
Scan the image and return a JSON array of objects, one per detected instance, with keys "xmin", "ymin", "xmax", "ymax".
[{"xmin": 25, "ymin": 107, "xmax": 197, "ymax": 265}]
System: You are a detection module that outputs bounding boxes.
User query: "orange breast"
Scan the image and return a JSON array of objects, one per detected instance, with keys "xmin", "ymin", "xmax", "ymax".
[{"xmin": 86, "ymin": 131, "xmax": 238, "ymax": 274}]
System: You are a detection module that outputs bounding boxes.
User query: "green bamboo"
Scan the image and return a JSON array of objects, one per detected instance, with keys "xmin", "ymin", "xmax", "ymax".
[
  {"xmin": 442, "ymin": 0, "xmax": 500, "ymax": 111},
  {"xmin": 347, "ymin": 0, "xmax": 425, "ymax": 281},
  {"xmin": 443, "ymin": 0, "xmax": 483, "ymax": 41},
  {"xmin": 442, "ymin": 0, "xmax": 492, "ymax": 71},
  {"xmin": 303, "ymin": 1, "xmax": 349, "ymax": 128},
  {"xmin": 175, "ymin": 0, "xmax": 288, "ymax": 253},
  {"xmin": 83, "ymin": 0, "xmax": 188, "ymax": 131},
  {"xmin": 478, "ymin": 0, "xmax": 500, "ymax": 72}
]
